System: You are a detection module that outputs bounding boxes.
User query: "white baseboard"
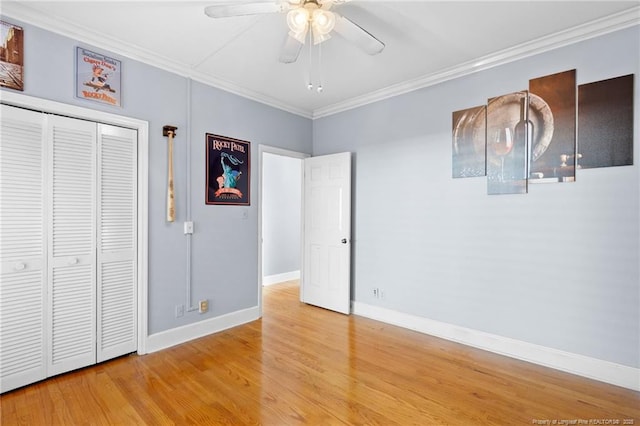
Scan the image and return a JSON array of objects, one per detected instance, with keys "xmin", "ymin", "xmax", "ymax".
[
  {"xmin": 144, "ymin": 306, "xmax": 260, "ymax": 354},
  {"xmin": 352, "ymin": 301, "xmax": 639, "ymax": 391},
  {"xmin": 263, "ymin": 270, "xmax": 300, "ymax": 286}
]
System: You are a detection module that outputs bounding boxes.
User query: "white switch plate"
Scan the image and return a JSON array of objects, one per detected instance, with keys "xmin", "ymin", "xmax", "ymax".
[{"xmin": 184, "ymin": 221, "xmax": 194, "ymax": 234}]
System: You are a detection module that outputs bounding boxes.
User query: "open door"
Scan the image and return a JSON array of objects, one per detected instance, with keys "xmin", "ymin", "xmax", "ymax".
[{"xmin": 301, "ymin": 152, "xmax": 351, "ymax": 314}]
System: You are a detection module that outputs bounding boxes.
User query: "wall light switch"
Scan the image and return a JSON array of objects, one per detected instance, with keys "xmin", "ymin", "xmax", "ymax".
[{"xmin": 184, "ymin": 221, "xmax": 194, "ymax": 234}]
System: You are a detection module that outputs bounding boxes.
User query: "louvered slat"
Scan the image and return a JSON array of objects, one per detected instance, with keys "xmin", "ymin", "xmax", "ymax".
[
  {"xmin": 0, "ymin": 111, "xmax": 44, "ymax": 262},
  {"xmin": 97, "ymin": 125, "xmax": 137, "ymax": 362},
  {"xmin": 100, "ymin": 260, "xmax": 135, "ymax": 351},
  {"xmin": 100, "ymin": 134, "xmax": 135, "ymax": 252},
  {"xmin": 51, "ymin": 124, "xmax": 94, "ymax": 258},
  {"xmin": 0, "ymin": 105, "xmax": 47, "ymax": 393},
  {"xmin": 50, "ymin": 266, "xmax": 94, "ymax": 363},
  {"xmin": 0, "ymin": 271, "xmax": 45, "ymax": 376}
]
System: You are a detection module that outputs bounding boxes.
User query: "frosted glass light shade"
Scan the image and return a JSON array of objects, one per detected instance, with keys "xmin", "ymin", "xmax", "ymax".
[
  {"xmin": 312, "ymin": 9, "xmax": 335, "ymax": 35},
  {"xmin": 287, "ymin": 8, "xmax": 310, "ymax": 34}
]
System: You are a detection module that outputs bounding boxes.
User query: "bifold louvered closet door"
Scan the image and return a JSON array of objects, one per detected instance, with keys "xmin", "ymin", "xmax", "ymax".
[
  {"xmin": 96, "ymin": 124, "xmax": 137, "ymax": 363},
  {"xmin": 0, "ymin": 105, "xmax": 47, "ymax": 393},
  {"xmin": 47, "ymin": 114, "xmax": 98, "ymax": 377},
  {"xmin": 0, "ymin": 104, "xmax": 137, "ymax": 393}
]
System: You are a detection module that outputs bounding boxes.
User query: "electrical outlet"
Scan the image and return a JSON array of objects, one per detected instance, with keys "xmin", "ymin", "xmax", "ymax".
[
  {"xmin": 199, "ymin": 299, "xmax": 209, "ymax": 314},
  {"xmin": 175, "ymin": 304, "xmax": 184, "ymax": 318}
]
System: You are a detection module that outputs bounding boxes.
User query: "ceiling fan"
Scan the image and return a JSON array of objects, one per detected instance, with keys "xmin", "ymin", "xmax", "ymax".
[{"xmin": 204, "ymin": 0, "xmax": 385, "ymax": 64}]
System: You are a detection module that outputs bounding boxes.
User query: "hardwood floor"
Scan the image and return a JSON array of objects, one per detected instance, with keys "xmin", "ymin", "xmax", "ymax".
[{"xmin": 2, "ymin": 281, "xmax": 638, "ymax": 425}]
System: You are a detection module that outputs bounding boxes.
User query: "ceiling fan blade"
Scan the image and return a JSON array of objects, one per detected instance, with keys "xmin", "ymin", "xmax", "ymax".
[
  {"xmin": 333, "ymin": 15, "xmax": 385, "ymax": 55},
  {"xmin": 279, "ymin": 33, "xmax": 304, "ymax": 63},
  {"xmin": 205, "ymin": 2, "xmax": 286, "ymax": 18}
]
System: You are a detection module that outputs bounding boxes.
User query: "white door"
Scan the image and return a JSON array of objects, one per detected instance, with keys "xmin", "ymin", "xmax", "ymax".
[
  {"xmin": 47, "ymin": 114, "xmax": 97, "ymax": 376},
  {"xmin": 0, "ymin": 105, "xmax": 47, "ymax": 392},
  {"xmin": 96, "ymin": 124, "xmax": 137, "ymax": 362},
  {"xmin": 0, "ymin": 102, "xmax": 139, "ymax": 392},
  {"xmin": 301, "ymin": 152, "xmax": 351, "ymax": 314}
]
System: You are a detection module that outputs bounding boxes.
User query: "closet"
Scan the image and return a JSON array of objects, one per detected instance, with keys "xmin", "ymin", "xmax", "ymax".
[{"xmin": 0, "ymin": 104, "xmax": 138, "ymax": 393}]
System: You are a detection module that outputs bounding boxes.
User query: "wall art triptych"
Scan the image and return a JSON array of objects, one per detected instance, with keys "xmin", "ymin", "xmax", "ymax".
[{"xmin": 452, "ymin": 69, "xmax": 634, "ymax": 195}]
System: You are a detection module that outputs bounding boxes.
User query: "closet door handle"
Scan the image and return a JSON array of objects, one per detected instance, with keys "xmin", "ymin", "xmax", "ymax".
[
  {"xmin": 68, "ymin": 257, "xmax": 79, "ymax": 265},
  {"xmin": 14, "ymin": 262, "xmax": 26, "ymax": 271}
]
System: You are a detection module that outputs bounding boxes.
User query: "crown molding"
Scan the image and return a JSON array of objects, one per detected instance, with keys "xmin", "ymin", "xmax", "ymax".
[
  {"xmin": 2, "ymin": 3, "xmax": 638, "ymax": 121},
  {"xmin": 0, "ymin": 1, "xmax": 313, "ymax": 119},
  {"xmin": 313, "ymin": 5, "xmax": 640, "ymax": 119}
]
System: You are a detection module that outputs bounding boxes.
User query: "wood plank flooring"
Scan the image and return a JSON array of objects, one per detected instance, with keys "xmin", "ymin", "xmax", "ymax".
[{"xmin": 2, "ymin": 281, "xmax": 639, "ymax": 425}]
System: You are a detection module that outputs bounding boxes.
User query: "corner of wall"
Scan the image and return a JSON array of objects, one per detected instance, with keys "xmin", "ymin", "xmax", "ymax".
[{"xmin": 144, "ymin": 306, "xmax": 260, "ymax": 354}]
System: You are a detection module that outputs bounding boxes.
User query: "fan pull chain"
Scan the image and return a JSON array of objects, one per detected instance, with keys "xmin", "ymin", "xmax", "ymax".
[
  {"xmin": 316, "ymin": 41, "xmax": 323, "ymax": 93},
  {"xmin": 307, "ymin": 29, "xmax": 314, "ymax": 91},
  {"xmin": 306, "ymin": 29, "xmax": 324, "ymax": 94}
]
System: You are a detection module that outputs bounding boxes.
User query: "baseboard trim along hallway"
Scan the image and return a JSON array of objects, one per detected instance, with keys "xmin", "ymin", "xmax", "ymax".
[{"xmin": 263, "ymin": 271, "xmax": 301, "ymax": 286}]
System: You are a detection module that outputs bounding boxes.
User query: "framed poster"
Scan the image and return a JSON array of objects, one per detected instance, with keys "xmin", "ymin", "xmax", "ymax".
[
  {"xmin": 206, "ymin": 133, "xmax": 250, "ymax": 205},
  {"xmin": 76, "ymin": 47, "xmax": 121, "ymax": 106},
  {"xmin": 0, "ymin": 20, "xmax": 24, "ymax": 91}
]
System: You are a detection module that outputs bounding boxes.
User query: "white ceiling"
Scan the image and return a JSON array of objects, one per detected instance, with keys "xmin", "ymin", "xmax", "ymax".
[{"xmin": 3, "ymin": 1, "xmax": 639, "ymax": 118}]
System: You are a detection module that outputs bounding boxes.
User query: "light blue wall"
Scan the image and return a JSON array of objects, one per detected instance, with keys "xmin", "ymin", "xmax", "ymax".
[
  {"xmin": 1, "ymin": 17, "xmax": 313, "ymax": 335},
  {"xmin": 3, "ymin": 15, "xmax": 638, "ymax": 369},
  {"xmin": 313, "ymin": 26, "xmax": 640, "ymax": 368},
  {"xmin": 262, "ymin": 153, "xmax": 302, "ymax": 277}
]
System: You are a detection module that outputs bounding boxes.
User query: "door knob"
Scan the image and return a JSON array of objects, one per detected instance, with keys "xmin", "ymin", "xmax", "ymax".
[{"xmin": 341, "ymin": 238, "xmax": 348, "ymax": 244}]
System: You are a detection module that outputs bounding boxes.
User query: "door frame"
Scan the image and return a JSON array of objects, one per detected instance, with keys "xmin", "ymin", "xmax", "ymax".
[
  {"xmin": 258, "ymin": 144, "xmax": 309, "ymax": 316},
  {"xmin": 1, "ymin": 91, "xmax": 150, "ymax": 355}
]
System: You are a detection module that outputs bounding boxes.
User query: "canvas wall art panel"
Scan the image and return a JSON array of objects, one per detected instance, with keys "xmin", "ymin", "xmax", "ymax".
[
  {"xmin": 452, "ymin": 105, "xmax": 486, "ymax": 178},
  {"xmin": 529, "ymin": 69, "xmax": 576, "ymax": 182},
  {"xmin": 486, "ymin": 91, "xmax": 529, "ymax": 195},
  {"xmin": 578, "ymin": 74, "xmax": 634, "ymax": 168}
]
